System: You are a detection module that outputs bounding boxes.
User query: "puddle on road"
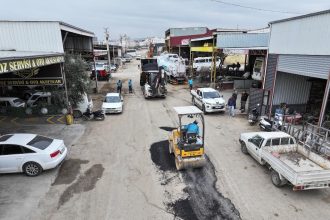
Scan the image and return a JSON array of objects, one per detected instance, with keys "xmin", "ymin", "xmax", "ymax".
[
  {"xmin": 57, "ymin": 164, "xmax": 104, "ymax": 208},
  {"xmin": 150, "ymin": 139, "xmax": 241, "ymax": 220},
  {"xmin": 53, "ymin": 159, "xmax": 89, "ymax": 185}
]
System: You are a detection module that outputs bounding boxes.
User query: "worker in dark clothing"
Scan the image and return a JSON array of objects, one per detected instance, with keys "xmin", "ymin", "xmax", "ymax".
[
  {"xmin": 240, "ymin": 90, "xmax": 249, "ymax": 112},
  {"xmin": 227, "ymin": 96, "xmax": 236, "ymax": 117},
  {"xmin": 232, "ymin": 89, "xmax": 238, "ymax": 109},
  {"xmin": 117, "ymin": 80, "xmax": 122, "ymax": 94},
  {"xmin": 128, "ymin": 79, "xmax": 133, "ymax": 93}
]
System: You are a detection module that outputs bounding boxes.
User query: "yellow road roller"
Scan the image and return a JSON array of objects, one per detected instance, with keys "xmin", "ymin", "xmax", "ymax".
[{"xmin": 168, "ymin": 106, "xmax": 206, "ymax": 170}]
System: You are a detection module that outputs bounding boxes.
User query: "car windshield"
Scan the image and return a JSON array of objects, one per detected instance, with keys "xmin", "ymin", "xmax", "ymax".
[
  {"xmin": 13, "ymin": 98, "xmax": 24, "ymax": 104},
  {"xmin": 27, "ymin": 135, "xmax": 54, "ymax": 150},
  {"xmin": 0, "ymin": 135, "xmax": 13, "ymax": 142},
  {"xmin": 104, "ymin": 96, "xmax": 121, "ymax": 103},
  {"xmin": 203, "ymin": 92, "xmax": 220, "ymax": 99},
  {"xmin": 254, "ymin": 60, "xmax": 263, "ymax": 73},
  {"xmin": 30, "ymin": 95, "xmax": 39, "ymax": 100},
  {"xmin": 251, "ymin": 135, "xmax": 264, "ymax": 148}
]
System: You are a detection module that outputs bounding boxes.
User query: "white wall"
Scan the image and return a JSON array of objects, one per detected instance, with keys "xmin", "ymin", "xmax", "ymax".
[
  {"xmin": 269, "ymin": 12, "xmax": 330, "ymax": 55},
  {"xmin": 0, "ymin": 21, "xmax": 63, "ymax": 53}
]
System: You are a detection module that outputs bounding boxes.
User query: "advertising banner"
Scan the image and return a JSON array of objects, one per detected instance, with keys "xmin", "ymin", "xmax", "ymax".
[{"xmin": 0, "ymin": 63, "xmax": 63, "ymax": 86}]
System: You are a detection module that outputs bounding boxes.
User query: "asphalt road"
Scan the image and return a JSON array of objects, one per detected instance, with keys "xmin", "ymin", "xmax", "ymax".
[{"xmin": 2, "ymin": 60, "xmax": 330, "ymax": 220}]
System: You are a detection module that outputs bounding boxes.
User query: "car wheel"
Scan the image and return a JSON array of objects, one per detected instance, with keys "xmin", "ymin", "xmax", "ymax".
[
  {"xmin": 23, "ymin": 162, "xmax": 42, "ymax": 177},
  {"xmin": 271, "ymin": 170, "xmax": 286, "ymax": 187},
  {"xmin": 73, "ymin": 110, "xmax": 82, "ymax": 118},
  {"xmin": 241, "ymin": 142, "xmax": 248, "ymax": 154}
]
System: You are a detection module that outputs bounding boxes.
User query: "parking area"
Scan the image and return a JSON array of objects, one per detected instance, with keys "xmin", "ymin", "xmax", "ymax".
[{"xmin": 0, "ymin": 123, "xmax": 85, "ymax": 220}]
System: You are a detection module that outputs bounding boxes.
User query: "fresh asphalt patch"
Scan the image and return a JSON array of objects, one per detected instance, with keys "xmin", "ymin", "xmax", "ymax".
[{"xmin": 150, "ymin": 139, "xmax": 241, "ymax": 220}]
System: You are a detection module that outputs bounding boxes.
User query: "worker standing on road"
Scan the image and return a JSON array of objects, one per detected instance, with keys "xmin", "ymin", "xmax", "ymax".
[
  {"xmin": 188, "ymin": 78, "xmax": 193, "ymax": 90},
  {"xmin": 232, "ymin": 89, "xmax": 238, "ymax": 109},
  {"xmin": 227, "ymin": 96, "xmax": 236, "ymax": 117},
  {"xmin": 128, "ymin": 79, "xmax": 133, "ymax": 93},
  {"xmin": 117, "ymin": 80, "xmax": 122, "ymax": 94},
  {"xmin": 240, "ymin": 90, "xmax": 249, "ymax": 113}
]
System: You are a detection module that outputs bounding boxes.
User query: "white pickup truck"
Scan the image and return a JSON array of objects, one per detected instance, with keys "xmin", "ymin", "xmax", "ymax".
[
  {"xmin": 239, "ymin": 131, "xmax": 330, "ymax": 190},
  {"xmin": 191, "ymin": 88, "xmax": 226, "ymax": 113}
]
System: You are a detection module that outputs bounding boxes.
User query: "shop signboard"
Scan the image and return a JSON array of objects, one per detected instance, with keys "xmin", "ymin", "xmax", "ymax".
[
  {"xmin": 0, "ymin": 55, "xmax": 64, "ymax": 74},
  {"xmin": 0, "ymin": 63, "xmax": 63, "ymax": 86}
]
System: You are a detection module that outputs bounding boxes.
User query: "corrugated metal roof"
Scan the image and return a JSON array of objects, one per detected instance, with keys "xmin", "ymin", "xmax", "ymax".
[
  {"xmin": 269, "ymin": 12, "xmax": 330, "ymax": 55},
  {"xmin": 269, "ymin": 9, "xmax": 330, "ymax": 24},
  {"xmin": 277, "ymin": 55, "xmax": 330, "ymax": 79},
  {"xmin": 216, "ymin": 33, "xmax": 269, "ymax": 49},
  {"xmin": 0, "ymin": 21, "xmax": 64, "ymax": 53},
  {"xmin": 0, "ymin": 21, "xmax": 94, "ymax": 36},
  {"xmin": 170, "ymin": 27, "xmax": 208, "ymax": 37},
  {"xmin": 0, "ymin": 51, "xmax": 64, "ymax": 61}
]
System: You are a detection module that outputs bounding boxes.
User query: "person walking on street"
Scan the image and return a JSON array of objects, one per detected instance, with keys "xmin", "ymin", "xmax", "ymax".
[
  {"xmin": 227, "ymin": 96, "xmax": 236, "ymax": 117},
  {"xmin": 117, "ymin": 80, "xmax": 122, "ymax": 94},
  {"xmin": 128, "ymin": 79, "xmax": 133, "ymax": 93},
  {"xmin": 240, "ymin": 90, "xmax": 249, "ymax": 112},
  {"xmin": 188, "ymin": 78, "xmax": 193, "ymax": 90},
  {"xmin": 232, "ymin": 89, "xmax": 238, "ymax": 109}
]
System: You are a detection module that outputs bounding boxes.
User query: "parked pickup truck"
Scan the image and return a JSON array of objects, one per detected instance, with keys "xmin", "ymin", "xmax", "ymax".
[
  {"xmin": 191, "ymin": 88, "xmax": 225, "ymax": 113},
  {"xmin": 239, "ymin": 131, "xmax": 330, "ymax": 190}
]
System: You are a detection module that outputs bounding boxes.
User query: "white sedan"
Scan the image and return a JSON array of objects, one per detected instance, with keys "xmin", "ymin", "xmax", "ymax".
[
  {"xmin": 0, "ymin": 134, "xmax": 67, "ymax": 176},
  {"xmin": 102, "ymin": 93, "xmax": 123, "ymax": 114}
]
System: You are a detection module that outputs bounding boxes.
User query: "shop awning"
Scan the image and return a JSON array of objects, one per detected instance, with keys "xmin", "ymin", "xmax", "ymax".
[
  {"xmin": 216, "ymin": 33, "xmax": 269, "ymax": 49},
  {"xmin": 190, "ymin": 46, "xmax": 214, "ymax": 52},
  {"xmin": 0, "ymin": 51, "xmax": 64, "ymax": 74}
]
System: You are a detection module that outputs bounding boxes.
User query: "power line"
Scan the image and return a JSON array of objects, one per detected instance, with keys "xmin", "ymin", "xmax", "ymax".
[{"xmin": 211, "ymin": 0, "xmax": 301, "ymax": 14}]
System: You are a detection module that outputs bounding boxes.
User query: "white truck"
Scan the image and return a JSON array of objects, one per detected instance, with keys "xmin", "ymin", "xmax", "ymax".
[
  {"xmin": 239, "ymin": 131, "xmax": 330, "ymax": 190},
  {"xmin": 157, "ymin": 53, "xmax": 186, "ymax": 84},
  {"xmin": 191, "ymin": 88, "xmax": 226, "ymax": 113}
]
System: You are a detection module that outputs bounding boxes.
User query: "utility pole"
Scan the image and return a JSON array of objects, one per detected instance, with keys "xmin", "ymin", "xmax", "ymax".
[{"xmin": 105, "ymin": 28, "xmax": 111, "ymax": 67}]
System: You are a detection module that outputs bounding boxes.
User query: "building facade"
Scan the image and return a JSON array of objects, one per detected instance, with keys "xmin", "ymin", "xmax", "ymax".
[{"xmin": 264, "ymin": 10, "xmax": 330, "ymax": 124}]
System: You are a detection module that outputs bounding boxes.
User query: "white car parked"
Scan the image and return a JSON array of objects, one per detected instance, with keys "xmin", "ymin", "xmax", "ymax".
[
  {"xmin": 0, "ymin": 97, "xmax": 26, "ymax": 108},
  {"xmin": 102, "ymin": 93, "xmax": 123, "ymax": 114},
  {"xmin": 191, "ymin": 88, "xmax": 226, "ymax": 113},
  {"xmin": 193, "ymin": 57, "xmax": 221, "ymax": 70},
  {"xmin": 0, "ymin": 134, "xmax": 67, "ymax": 176}
]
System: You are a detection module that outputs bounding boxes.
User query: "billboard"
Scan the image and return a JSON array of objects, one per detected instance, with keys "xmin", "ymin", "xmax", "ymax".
[{"xmin": 0, "ymin": 63, "xmax": 63, "ymax": 86}]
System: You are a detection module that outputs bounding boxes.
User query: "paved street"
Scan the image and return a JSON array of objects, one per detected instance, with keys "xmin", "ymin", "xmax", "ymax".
[{"xmin": 1, "ymin": 60, "xmax": 330, "ymax": 220}]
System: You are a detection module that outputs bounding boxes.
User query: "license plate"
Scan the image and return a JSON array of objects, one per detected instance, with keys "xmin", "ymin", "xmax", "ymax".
[{"xmin": 60, "ymin": 147, "xmax": 65, "ymax": 154}]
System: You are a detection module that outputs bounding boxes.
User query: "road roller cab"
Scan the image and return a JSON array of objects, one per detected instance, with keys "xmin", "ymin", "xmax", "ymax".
[{"xmin": 169, "ymin": 106, "xmax": 206, "ymax": 170}]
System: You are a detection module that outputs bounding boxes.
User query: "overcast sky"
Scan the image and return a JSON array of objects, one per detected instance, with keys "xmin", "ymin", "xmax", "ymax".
[{"xmin": 1, "ymin": 0, "xmax": 329, "ymax": 40}]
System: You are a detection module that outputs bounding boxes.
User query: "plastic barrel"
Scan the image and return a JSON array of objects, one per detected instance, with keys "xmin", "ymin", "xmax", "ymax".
[{"xmin": 66, "ymin": 114, "xmax": 73, "ymax": 125}]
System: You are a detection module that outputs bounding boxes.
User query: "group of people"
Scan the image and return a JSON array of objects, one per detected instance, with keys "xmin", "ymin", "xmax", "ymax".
[
  {"xmin": 116, "ymin": 79, "xmax": 133, "ymax": 94},
  {"xmin": 227, "ymin": 90, "xmax": 249, "ymax": 117}
]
